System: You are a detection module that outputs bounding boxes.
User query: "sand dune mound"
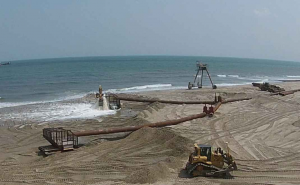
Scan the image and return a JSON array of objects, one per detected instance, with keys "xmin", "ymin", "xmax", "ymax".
[
  {"xmin": 125, "ymin": 161, "xmax": 171, "ymax": 184},
  {"xmin": 124, "ymin": 127, "xmax": 192, "ymax": 157},
  {"xmin": 293, "ymin": 120, "xmax": 300, "ymax": 128},
  {"xmin": 136, "ymin": 102, "xmax": 165, "ymax": 120},
  {"xmin": 0, "ymin": 127, "xmax": 193, "ymax": 184},
  {"xmin": 219, "ymin": 92, "xmax": 249, "ymax": 100},
  {"xmin": 122, "ymin": 127, "xmax": 192, "ymax": 183},
  {"xmin": 73, "ymin": 127, "xmax": 193, "ymax": 184}
]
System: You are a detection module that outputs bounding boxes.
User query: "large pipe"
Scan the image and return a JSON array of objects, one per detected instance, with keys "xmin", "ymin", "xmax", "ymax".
[
  {"xmin": 279, "ymin": 89, "xmax": 300, "ymax": 96},
  {"xmin": 222, "ymin": 97, "xmax": 252, "ymax": 103},
  {"xmin": 213, "ymin": 102, "xmax": 222, "ymax": 113},
  {"xmin": 279, "ymin": 91, "xmax": 295, "ymax": 96},
  {"xmin": 114, "ymin": 94, "xmax": 251, "ymax": 105},
  {"xmin": 73, "ymin": 97, "xmax": 250, "ymax": 137},
  {"xmin": 114, "ymin": 95, "xmax": 215, "ymax": 105},
  {"xmin": 73, "ymin": 112, "xmax": 207, "ymax": 137}
]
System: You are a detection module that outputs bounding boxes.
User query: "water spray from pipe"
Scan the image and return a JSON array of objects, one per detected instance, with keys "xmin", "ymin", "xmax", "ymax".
[{"xmin": 102, "ymin": 94, "xmax": 109, "ymax": 110}]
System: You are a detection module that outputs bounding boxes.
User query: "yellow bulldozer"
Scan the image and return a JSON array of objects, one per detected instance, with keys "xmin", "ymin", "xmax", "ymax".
[{"xmin": 185, "ymin": 143, "xmax": 237, "ymax": 178}]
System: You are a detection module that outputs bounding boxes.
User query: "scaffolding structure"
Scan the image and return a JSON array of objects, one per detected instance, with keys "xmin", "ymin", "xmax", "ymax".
[
  {"xmin": 39, "ymin": 128, "xmax": 78, "ymax": 155},
  {"xmin": 188, "ymin": 62, "xmax": 217, "ymax": 90}
]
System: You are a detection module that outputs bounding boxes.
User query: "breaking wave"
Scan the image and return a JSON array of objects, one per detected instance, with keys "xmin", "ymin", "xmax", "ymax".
[
  {"xmin": 0, "ymin": 92, "xmax": 89, "ymax": 109},
  {"xmin": 0, "ymin": 84, "xmax": 183, "ymax": 109},
  {"xmin": 106, "ymin": 84, "xmax": 183, "ymax": 93},
  {"xmin": 215, "ymin": 82, "xmax": 252, "ymax": 87},
  {"xmin": 1, "ymin": 103, "xmax": 116, "ymax": 122},
  {"xmin": 228, "ymin": 75, "xmax": 239, "ymax": 78}
]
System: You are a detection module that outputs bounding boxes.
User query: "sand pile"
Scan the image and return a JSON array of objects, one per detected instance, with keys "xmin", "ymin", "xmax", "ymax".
[
  {"xmin": 135, "ymin": 102, "xmax": 165, "ymax": 120},
  {"xmin": 293, "ymin": 120, "xmax": 300, "ymax": 128},
  {"xmin": 125, "ymin": 162, "xmax": 171, "ymax": 184},
  {"xmin": 123, "ymin": 127, "xmax": 192, "ymax": 183},
  {"xmin": 0, "ymin": 126, "xmax": 193, "ymax": 184},
  {"xmin": 124, "ymin": 127, "xmax": 192, "ymax": 157},
  {"xmin": 65, "ymin": 127, "xmax": 193, "ymax": 184}
]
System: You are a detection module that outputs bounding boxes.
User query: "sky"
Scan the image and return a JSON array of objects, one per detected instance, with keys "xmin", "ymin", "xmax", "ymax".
[{"xmin": 1, "ymin": 0, "xmax": 300, "ymax": 62}]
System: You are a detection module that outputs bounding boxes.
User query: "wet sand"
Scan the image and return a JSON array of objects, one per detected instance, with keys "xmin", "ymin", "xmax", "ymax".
[{"xmin": 1, "ymin": 82, "xmax": 300, "ymax": 184}]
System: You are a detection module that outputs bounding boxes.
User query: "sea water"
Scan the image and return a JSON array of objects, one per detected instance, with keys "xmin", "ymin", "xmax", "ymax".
[{"xmin": 0, "ymin": 56, "xmax": 300, "ymax": 122}]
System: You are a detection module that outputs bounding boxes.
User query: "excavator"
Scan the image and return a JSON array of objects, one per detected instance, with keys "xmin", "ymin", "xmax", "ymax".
[{"xmin": 185, "ymin": 143, "xmax": 237, "ymax": 178}]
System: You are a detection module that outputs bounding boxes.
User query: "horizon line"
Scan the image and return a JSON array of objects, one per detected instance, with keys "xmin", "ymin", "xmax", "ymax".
[{"xmin": 4, "ymin": 55, "xmax": 299, "ymax": 63}]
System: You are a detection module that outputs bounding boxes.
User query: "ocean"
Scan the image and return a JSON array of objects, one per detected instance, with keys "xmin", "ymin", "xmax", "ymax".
[{"xmin": 1, "ymin": 56, "xmax": 300, "ymax": 123}]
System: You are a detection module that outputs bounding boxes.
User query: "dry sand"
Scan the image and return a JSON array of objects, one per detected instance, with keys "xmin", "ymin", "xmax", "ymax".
[{"xmin": 1, "ymin": 82, "xmax": 300, "ymax": 185}]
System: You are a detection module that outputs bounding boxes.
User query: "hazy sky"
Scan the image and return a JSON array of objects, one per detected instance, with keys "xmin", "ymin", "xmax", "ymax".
[{"xmin": 1, "ymin": 0, "xmax": 300, "ymax": 62}]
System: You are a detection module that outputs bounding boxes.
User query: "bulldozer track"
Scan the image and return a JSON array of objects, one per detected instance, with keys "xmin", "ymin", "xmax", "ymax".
[
  {"xmin": 195, "ymin": 111, "xmax": 278, "ymax": 140},
  {"xmin": 172, "ymin": 98, "xmax": 300, "ymax": 183},
  {"xmin": 209, "ymin": 109, "xmax": 297, "ymax": 159},
  {"xmin": 0, "ymin": 169, "xmax": 127, "ymax": 183},
  {"xmin": 235, "ymin": 151, "xmax": 300, "ymax": 162},
  {"xmin": 186, "ymin": 162, "xmax": 231, "ymax": 177}
]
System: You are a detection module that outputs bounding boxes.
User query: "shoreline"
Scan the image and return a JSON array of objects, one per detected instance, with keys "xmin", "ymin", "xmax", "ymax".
[
  {"xmin": 0, "ymin": 80, "xmax": 298, "ymax": 106},
  {"xmin": 1, "ymin": 79, "xmax": 298, "ymax": 106},
  {"xmin": 0, "ymin": 82, "xmax": 300, "ymax": 125}
]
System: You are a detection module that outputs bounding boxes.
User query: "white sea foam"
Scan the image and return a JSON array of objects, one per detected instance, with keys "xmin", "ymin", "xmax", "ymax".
[
  {"xmin": 1, "ymin": 103, "xmax": 115, "ymax": 122},
  {"xmin": 254, "ymin": 79, "xmax": 269, "ymax": 83},
  {"xmin": 228, "ymin": 75, "xmax": 239, "ymax": 78},
  {"xmin": 237, "ymin": 77, "xmax": 267, "ymax": 81},
  {"xmin": 121, "ymin": 84, "xmax": 172, "ymax": 91},
  {"xmin": 0, "ymin": 92, "xmax": 89, "ymax": 109},
  {"xmin": 106, "ymin": 84, "xmax": 183, "ymax": 93},
  {"xmin": 0, "ymin": 102, "xmax": 36, "ymax": 109},
  {"xmin": 287, "ymin": 76, "xmax": 300, "ymax": 78},
  {"xmin": 102, "ymin": 96, "xmax": 109, "ymax": 111},
  {"xmin": 215, "ymin": 82, "xmax": 252, "ymax": 87},
  {"xmin": 277, "ymin": 78, "xmax": 300, "ymax": 81},
  {"xmin": 217, "ymin": 74, "xmax": 268, "ymax": 82},
  {"xmin": 0, "ymin": 84, "xmax": 182, "ymax": 109}
]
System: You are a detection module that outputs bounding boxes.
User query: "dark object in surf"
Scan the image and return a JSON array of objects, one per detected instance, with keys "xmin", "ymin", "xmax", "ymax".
[
  {"xmin": 188, "ymin": 62, "xmax": 217, "ymax": 90},
  {"xmin": 0, "ymin": 62, "xmax": 10, "ymax": 66},
  {"xmin": 252, "ymin": 82, "xmax": 285, "ymax": 93}
]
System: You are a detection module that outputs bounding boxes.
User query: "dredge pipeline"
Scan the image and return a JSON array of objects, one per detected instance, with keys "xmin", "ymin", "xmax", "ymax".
[
  {"xmin": 40, "ymin": 96, "xmax": 252, "ymax": 153},
  {"xmin": 41, "ymin": 110, "xmax": 209, "ymax": 153},
  {"xmin": 73, "ymin": 112, "xmax": 207, "ymax": 137},
  {"xmin": 73, "ymin": 101, "xmax": 224, "ymax": 137},
  {"xmin": 279, "ymin": 89, "xmax": 300, "ymax": 96},
  {"xmin": 73, "ymin": 98, "xmax": 249, "ymax": 137},
  {"xmin": 115, "ymin": 94, "xmax": 251, "ymax": 105},
  {"xmin": 222, "ymin": 97, "xmax": 252, "ymax": 103},
  {"xmin": 112, "ymin": 94, "xmax": 216, "ymax": 105}
]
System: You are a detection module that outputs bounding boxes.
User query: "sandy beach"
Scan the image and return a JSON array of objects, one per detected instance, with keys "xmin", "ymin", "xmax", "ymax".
[{"xmin": 1, "ymin": 82, "xmax": 300, "ymax": 185}]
